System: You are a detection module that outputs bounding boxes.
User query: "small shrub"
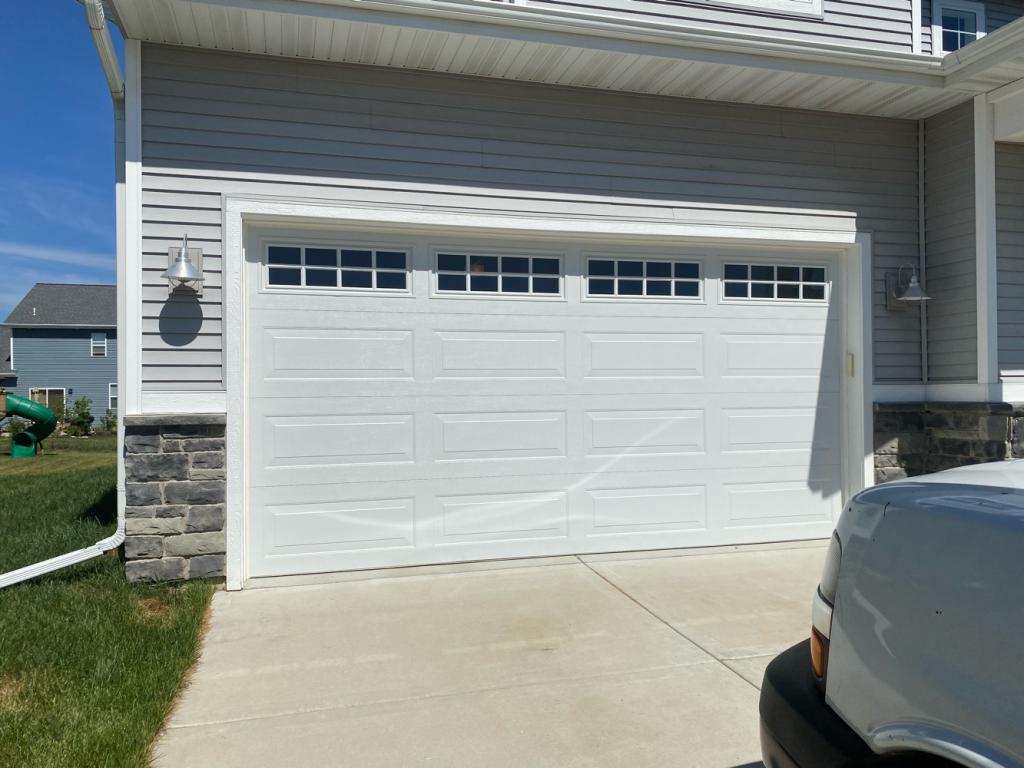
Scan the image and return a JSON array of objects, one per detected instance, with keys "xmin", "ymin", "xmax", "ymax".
[
  {"xmin": 64, "ymin": 397, "xmax": 95, "ymax": 437},
  {"xmin": 101, "ymin": 410, "xmax": 118, "ymax": 434}
]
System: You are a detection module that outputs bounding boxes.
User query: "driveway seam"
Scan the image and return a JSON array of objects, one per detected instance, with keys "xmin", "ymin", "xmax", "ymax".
[{"xmin": 576, "ymin": 557, "xmax": 761, "ymax": 692}]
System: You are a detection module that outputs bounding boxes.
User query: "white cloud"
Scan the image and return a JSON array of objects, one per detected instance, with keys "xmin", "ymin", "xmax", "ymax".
[{"xmin": 0, "ymin": 240, "xmax": 113, "ymax": 271}]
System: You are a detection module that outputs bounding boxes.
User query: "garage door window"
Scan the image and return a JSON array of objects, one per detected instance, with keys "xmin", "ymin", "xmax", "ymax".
[
  {"xmin": 722, "ymin": 264, "xmax": 827, "ymax": 301},
  {"xmin": 266, "ymin": 245, "xmax": 409, "ymax": 291},
  {"xmin": 436, "ymin": 253, "xmax": 561, "ymax": 295},
  {"xmin": 587, "ymin": 258, "xmax": 701, "ymax": 298}
]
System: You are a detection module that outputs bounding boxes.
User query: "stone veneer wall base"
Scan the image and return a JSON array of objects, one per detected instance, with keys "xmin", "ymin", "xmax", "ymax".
[{"xmin": 123, "ymin": 414, "xmax": 226, "ymax": 582}]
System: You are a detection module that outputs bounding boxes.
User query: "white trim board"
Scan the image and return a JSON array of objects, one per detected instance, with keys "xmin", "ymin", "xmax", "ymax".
[
  {"xmin": 222, "ymin": 194, "xmax": 873, "ymax": 590},
  {"xmin": 974, "ymin": 95, "xmax": 999, "ymax": 387}
]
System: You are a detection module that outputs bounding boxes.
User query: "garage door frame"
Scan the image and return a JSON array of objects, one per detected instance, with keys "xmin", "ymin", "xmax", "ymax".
[{"xmin": 222, "ymin": 195, "xmax": 874, "ymax": 590}]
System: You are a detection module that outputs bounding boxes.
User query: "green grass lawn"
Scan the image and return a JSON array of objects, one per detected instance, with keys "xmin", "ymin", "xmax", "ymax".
[{"xmin": 0, "ymin": 433, "xmax": 213, "ymax": 767}]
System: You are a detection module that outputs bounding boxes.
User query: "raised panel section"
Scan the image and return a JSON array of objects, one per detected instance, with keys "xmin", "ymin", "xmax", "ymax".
[
  {"xmin": 722, "ymin": 408, "xmax": 817, "ymax": 453},
  {"xmin": 435, "ymin": 331, "xmax": 565, "ymax": 379},
  {"xmin": 584, "ymin": 333, "xmax": 703, "ymax": 379},
  {"xmin": 267, "ymin": 497, "xmax": 415, "ymax": 553},
  {"xmin": 585, "ymin": 410, "xmax": 704, "ymax": 455},
  {"xmin": 262, "ymin": 328, "xmax": 413, "ymax": 380},
  {"xmin": 438, "ymin": 491, "xmax": 569, "ymax": 541},
  {"xmin": 723, "ymin": 480, "xmax": 834, "ymax": 527},
  {"xmin": 721, "ymin": 334, "xmax": 828, "ymax": 380},
  {"xmin": 586, "ymin": 486, "xmax": 707, "ymax": 533},
  {"xmin": 436, "ymin": 411, "xmax": 566, "ymax": 460},
  {"xmin": 264, "ymin": 414, "xmax": 415, "ymax": 467}
]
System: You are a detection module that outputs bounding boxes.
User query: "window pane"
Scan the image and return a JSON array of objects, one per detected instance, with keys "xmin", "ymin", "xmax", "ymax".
[
  {"xmin": 647, "ymin": 280, "xmax": 671, "ymax": 296},
  {"xmin": 340, "ymin": 249, "xmax": 372, "ymax": 268},
  {"xmin": 438, "ymin": 254, "xmax": 465, "ymax": 272},
  {"xmin": 618, "ymin": 261, "xmax": 643, "ymax": 277},
  {"xmin": 943, "ymin": 29, "xmax": 962, "ymax": 50},
  {"xmin": 470, "ymin": 274, "xmax": 499, "ymax": 292},
  {"xmin": 589, "ymin": 278, "xmax": 614, "ymax": 295},
  {"xmin": 619, "ymin": 279, "xmax": 643, "ymax": 295},
  {"xmin": 469, "ymin": 256, "xmax": 498, "ymax": 273},
  {"xmin": 777, "ymin": 283, "xmax": 800, "ymax": 299},
  {"xmin": 92, "ymin": 332, "xmax": 105, "ymax": 342},
  {"xmin": 532, "ymin": 258, "xmax": 560, "ymax": 275},
  {"xmin": 268, "ymin": 246, "xmax": 301, "ymax": 265},
  {"xmin": 438, "ymin": 273, "xmax": 465, "ymax": 291},
  {"xmin": 376, "ymin": 251, "xmax": 406, "ymax": 270},
  {"xmin": 751, "ymin": 265, "xmax": 775, "ymax": 281},
  {"xmin": 674, "ymin": 262, "xmax": 699, "ymax": 279},
  {"xmin": 305, "ymin": 248, "xmax": 337, "ymax": 267},
  {"xmin": 341, "ymin": 270, "xmax": 373, "ymax": 288},
  {"xmin": 502, "ymin": 275, "xmax": 529, "ymax": 293},
  {"xmin": 803, "ymin": 267, "xmax": 826, "ymax": 283},
  {"xmin": 268, "ymin": 267, "xmax": 301, "ymax": 285},
  {"xmin": 376, "ymin": 272, "xmax": 406, "ymax": 290},
  {"xmin": 589, "ymin": 260, "xmax": 615, "ymax": 277},
  {"xmin": 724, "ymin": 282, "xmax": 747, "ymax": 298},
  {"xmin": 803, "ymin": 285, "xmax": 826, "ymax": 300},
  {"xmin": 646, "ymin": 261, "xmax": 671, "ymax": 278},
  {"xmin": 533, "ymin": 277, "xmax": 560, "ymax": 294},
  {"xmin": 674, "ymin": 281, "xmax": 699, "ymax": 297},
  {"xmin": 724, "ymin": 264, "xmax": 748, "ymax": 280},
  {"xmin": 751, "ymin": 282, "xmax": 774, "ymax": 298},
  {"xmin": 777, "ymin": 266, "xmax": 800, "ymax": 282},
  {"xmin": 502, "ymin": 256, "xmax": 530, "ymax": 273},
  {"xmin": 305, "ymin": 269, "xmax": 338, "ymax": 287}
]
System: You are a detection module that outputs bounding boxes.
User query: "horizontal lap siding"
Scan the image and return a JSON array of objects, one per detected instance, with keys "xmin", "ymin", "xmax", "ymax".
[
  {"xmin": 997, "ymin": 143, "xmax": 1024, "ymax": 374},
  {"xmin": 924, "ymin": 102, "xmax": 976, "ymax": 382},
  {"xmin": 139, "ymin": 44, "xmax": 921, "ymax": 389},
  {"xmin": 923, "ymin": 1, "xmax": 1024, "ymax": 55},
  {"xmin": 530, "ymin": 0, "xmax": 914, "ymax": 51}
]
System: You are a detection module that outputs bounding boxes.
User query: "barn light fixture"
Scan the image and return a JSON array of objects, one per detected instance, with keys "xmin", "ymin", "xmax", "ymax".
[
  {"xmin": 886, "ymin": 265, "xmax": 930, "ymax": 310},
  {"xmin": 161, "ymin": 234, "xmax": 205, "ymax": 295}
]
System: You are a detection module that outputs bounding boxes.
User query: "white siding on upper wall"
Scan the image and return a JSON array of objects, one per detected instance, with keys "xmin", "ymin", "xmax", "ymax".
[
  {"xmin": 528, "ymin": 0, "xmax": 915, "ymax": 51},
  {"xmin": 997, "ymin": 142, "xmax": 1024, "ymax": 375},
  {"xmin": 138, "ymin": 44, "xmax": 923, "ymax": 390},
  {"xmin": 924, "ymin": 102, "xmax": 977, "ymax": 382}
]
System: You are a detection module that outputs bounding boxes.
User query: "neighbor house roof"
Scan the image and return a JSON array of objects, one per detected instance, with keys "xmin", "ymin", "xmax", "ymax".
[{"xmin": 3, "ymin": 284, "xmax": 116, "ymax": 328}]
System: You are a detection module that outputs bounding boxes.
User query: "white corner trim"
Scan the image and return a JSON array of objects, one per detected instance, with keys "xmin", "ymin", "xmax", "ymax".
[
  {"xmin": 974, "ymin": 95, "xmax": 999, "ymax": 387},
  {"xmin": 124, "ymin": 38, "xmax": 143, "ymax": 417},
  {"xmin": 912, "ymin": 0, "xmax": 923, "ymax": 55},
  {"xmin": 221, "ymin": 194, "xmax": 873, "ymax": 589}
]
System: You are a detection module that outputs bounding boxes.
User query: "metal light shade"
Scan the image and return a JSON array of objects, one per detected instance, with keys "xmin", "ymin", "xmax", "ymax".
[
  {"xmin": 898, "ymin": 272, "xmax": 930, "ymax": 302},
  {"xmin": 162, "ymin": 234, "xmax": 205, "ymax": 293}
]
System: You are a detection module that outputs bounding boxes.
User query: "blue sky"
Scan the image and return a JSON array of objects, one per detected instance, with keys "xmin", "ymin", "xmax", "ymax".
[{"xmin": 0, "ymin": 1, "xmax": 122, "ymax": 320}]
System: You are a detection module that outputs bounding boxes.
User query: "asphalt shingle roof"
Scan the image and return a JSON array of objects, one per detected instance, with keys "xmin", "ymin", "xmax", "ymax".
[{"xmin": 3, "ymin": 284, "xmax": 116, "ymax": 328}]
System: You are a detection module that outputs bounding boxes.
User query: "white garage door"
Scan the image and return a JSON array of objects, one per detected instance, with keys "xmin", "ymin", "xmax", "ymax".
[{"xmin": 246, "ymin": 231, "xmax": 844, "ymax": 578}]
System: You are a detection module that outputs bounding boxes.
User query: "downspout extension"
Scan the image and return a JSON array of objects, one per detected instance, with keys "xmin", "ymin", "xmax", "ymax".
[{"xmin": 0, "ymin": 2, "xmax": 126, "ymax": 590}]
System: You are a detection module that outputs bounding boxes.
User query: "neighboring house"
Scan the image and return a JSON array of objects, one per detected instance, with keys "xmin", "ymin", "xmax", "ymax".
[
  {"xmin": 81, "ymin": 0, "xmax": 1024, "ymax": 586},
  {"xmin": 0, "ymin": 327, "xmax": 14, "ymax": 389},
  {"xmin": 2, "ymin": 284, "xmax": 117, "ymax": 423}
]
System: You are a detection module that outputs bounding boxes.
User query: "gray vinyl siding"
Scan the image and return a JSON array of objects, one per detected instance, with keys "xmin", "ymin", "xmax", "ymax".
[
  {"xmin": 7, "ymin": 328, "xmax": 118, "ymax": 420},
  {"xmin": 531, "ymin": 0, "xmax": 915, "ymax": 52},
  {"xmin": 923, "ymin": 0, "xmax": 1024, "ymax": 55},
  {"xmin": 997, "ymin": 143, "xmax": 1024, "ymax": 375},
  {"xmin": 139, "ymin": 44, "xmax": 923, "ymax": 389},
  {"xmin": 924, "ymin": 102, "xmax": 977, "ymax": 382}
]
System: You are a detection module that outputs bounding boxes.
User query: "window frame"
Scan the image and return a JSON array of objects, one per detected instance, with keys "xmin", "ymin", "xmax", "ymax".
[
  {"xmin": 262, "ymin": 242, "xmax": 413, "ymax": 296},
  {"xmin": 108, "ymin": 383, "xmax": 118, "ymax": 412},
  {"xmin": 718, "ymin": 260, "xmax": 830, "ymax": 305},
  {"xmin": 431, "ymin": 247, "xmax": 566, "ymax": 301},
  {"xmin": 90, "ymin": 331, "xmax": 107, "ymax": 357},
  {"xmin": 582, "ymin": 254, "xmax": 705, "ymax": 303},
  {"xmin": 932, "ymin": 0, "xmax": 986, "ymax": 54},
  {"xmin": 29, "ymin": 388, "xmax": 66, "ymax": 413}
]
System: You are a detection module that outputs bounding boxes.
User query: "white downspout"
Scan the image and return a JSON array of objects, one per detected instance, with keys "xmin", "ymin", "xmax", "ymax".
[
  {"xmin": 0, "ymin": 0, "xmax": 126, "ymax": 589},
  {"xmin": 919, "ymin": 119, "xmax": 929, "ymax": 386}
]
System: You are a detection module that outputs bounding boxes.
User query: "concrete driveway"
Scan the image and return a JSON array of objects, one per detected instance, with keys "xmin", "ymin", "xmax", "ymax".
[{"xmin": 155, "ymin": 543, "xmax": 826, "ymax": 767}]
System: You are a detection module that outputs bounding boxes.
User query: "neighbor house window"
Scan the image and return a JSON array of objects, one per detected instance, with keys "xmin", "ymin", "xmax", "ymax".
[
  {"xmin": 933, "ymin": 0, "xmax": 985, "ymax": 53},
  {"xmin": 108, "ymin": 383, "xmax": 118, "ymax": 411},
  {"xmin": 30, "ymin": 388, "xmax": 65, "ymax": 413},
  {"xmin": 587, "ymin": 258, "xmax": 701, "ymax": 299},
  {"xmin": 91, "ymin": 332, "xmax": 107, "ymax": 357},
  {"xmin": 265, "ymin": 245, "xmax": 410, "ymax": 292},
  {"xmin": 436, "ymin": 253, "xmax": 562, "ymax": 295},
  {"xmin": 722, "ymin": 264, "xmax": 828, "ymax": 302}
]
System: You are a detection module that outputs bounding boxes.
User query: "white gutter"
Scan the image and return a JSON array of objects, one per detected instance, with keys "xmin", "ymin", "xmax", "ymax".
[{"xmin": 0, "ymin": 1, "xmax": 126, "ymax": 591}]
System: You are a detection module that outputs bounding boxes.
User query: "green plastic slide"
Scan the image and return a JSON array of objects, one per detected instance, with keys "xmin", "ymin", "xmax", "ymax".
[{"xmin": 1, "ymin": 392, "xmax": 58, "ymax": 458}]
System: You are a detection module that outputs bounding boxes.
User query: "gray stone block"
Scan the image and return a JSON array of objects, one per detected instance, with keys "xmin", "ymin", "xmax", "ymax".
[
  {"xmin": 164, "ymin": 532, "xmax": 227, "ymax": 557},
  {"xmin": 164, "ymin": 480, "xmax": 226, "ymax": 505},
  {"xmin": 182, "ymin": 437, "xmax": 226, "ymax": 453},
  {"xmin": 125, "ymin": 505, "xmax": 156, "ymax": 519},
  {"xmin": 124, "ymin": 428, "xmax": 161, "ymax": 454},
  {"xmin": 188, "ymin": 554, "xmax": 226, "ymax": 579},
  {"xmin": 161, "ymin": 424, "xmax": 219, "ymax": 440},
  {"xmin": 126, "ymin": 453, "xmax": 190, "ymax": 482},
  {"xmin": 191, "ymin": 451, "xmax": 225, "ymax": 469},
  {"xmin": 875, "ymin": 466, "xmax": 908, "ymax": 483},
  {"xmin": 186, "ymin": 505, "xmax": 226, "ymax": 533},
  {"xmin": 124, "ymin": 536, "xmax": 164, "ymax": 560},
  {"xmin": 125, "ymin": 557, "xmax": 186, "ymax": 583},
  {"xmin": 125, "ymin": 414, "xmax": 226, "ymax": 427},
  {"xmin": 126, "ymin": 517, "xmax": 186, "ymax": 536},
  {"xmin": 125, "ymin": 482, "xmax": 162, "ymax": 507},
  {"xmin": 154, "ymin": 504, "xmax": 188, "ymax": 519},
  {"xmin": 189, "ymin": 468, "xmax": 225, "ymax": 481}
]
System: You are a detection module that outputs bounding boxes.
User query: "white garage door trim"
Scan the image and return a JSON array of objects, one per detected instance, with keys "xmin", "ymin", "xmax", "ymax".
[{"xmin": 222, "ymin": 196, "xmax": 873, "ymax": 590}]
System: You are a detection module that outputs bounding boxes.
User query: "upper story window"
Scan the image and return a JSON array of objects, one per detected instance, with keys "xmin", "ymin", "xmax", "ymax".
[
  {"xmin": 933, "ymin": 0, "xmax": 986, "ymax": 53},
  {"xmin": 91, "ymin": 332, "xmax": 107, "ymax": 357}
]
